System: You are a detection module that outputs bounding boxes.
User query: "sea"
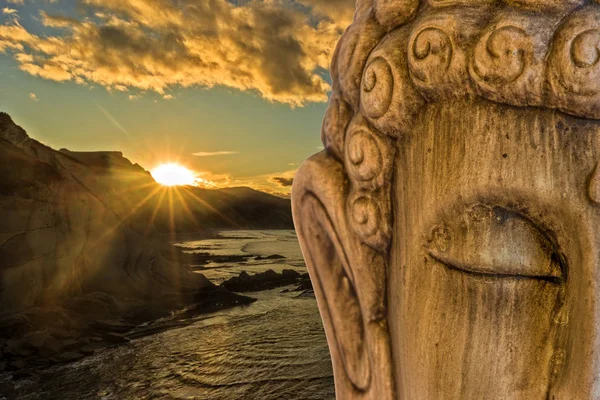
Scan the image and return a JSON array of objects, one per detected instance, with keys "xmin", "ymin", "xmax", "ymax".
[{"xmin": 0, "ymin": 230, "xmax": 335, "ymax": 400}]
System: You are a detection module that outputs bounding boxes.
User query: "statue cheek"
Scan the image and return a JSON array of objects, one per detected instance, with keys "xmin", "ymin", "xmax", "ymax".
[{"xmin": 391, "ymin": 249, "xmax": 565, "ymax": 398}]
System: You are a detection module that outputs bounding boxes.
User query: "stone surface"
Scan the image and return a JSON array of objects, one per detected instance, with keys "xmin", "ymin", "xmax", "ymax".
[{"xmin": 293, "ymin": 1, "xmax": 600, "ymax": 398}]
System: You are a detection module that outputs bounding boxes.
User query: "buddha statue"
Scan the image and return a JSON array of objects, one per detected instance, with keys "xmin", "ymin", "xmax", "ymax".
[{"xmin": 292, "ymin": 1, "xmax": 600, "ymax": 398}]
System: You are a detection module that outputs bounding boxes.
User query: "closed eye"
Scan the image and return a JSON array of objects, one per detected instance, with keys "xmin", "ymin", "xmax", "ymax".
[
  {"xmin": 426, "ymin": 204, "xmax": 565, "ymax": 284},
  {"xmin": 428, "ymin": 251, "xmax": 563, "ymax": 284}
]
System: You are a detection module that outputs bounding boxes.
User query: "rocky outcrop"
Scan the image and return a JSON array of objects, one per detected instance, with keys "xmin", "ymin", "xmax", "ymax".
[{"xmin": 222, "ymin": 269, "xmax": 309, "ymax": 292}]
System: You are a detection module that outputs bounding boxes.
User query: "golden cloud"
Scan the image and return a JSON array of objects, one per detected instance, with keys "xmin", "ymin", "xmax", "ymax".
[
  {"xmin": 0, "ymin": 0, "xmax": 355, "ymax": 106},
  {"xmin": 192, "ymin": 151, "xmax": 239, "ymax": 157},
  {"xmin": 194, "ymin": 168, "xmax": 298, "ymax": 197}
]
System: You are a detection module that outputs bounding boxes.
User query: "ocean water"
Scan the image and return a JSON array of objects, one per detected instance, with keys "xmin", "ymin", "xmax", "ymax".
[
  {"xmin": 0, "ymin": 230, "xmax": 335, "ymax": 400},
  {"xmin": 176, "ymin": 230, "xmax": 308, "ymax": 284}
]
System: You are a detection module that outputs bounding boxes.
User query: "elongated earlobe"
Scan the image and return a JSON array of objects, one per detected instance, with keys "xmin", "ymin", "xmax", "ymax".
[
  {"xmin": 292, "ymin": 153, "xmax": 395, "ymax": 399},
  {"xmin": 297, "ymin": 194, "xmax": 371, "ymax": 392}
]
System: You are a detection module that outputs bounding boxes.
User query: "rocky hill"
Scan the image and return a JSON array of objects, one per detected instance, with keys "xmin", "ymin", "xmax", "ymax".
[
  {"xmin": 0, "ymin": 112, "xmax": 293, "ymax": 373},
  {"xmin": 54, "ymin": 149, "xmax": 293, "ymax": 235}
]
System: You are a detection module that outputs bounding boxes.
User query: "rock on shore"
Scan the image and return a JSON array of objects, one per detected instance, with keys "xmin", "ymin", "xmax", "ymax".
[{"xmin": 222, "ymin": 269, "xmax": 313, "ymax": 294}]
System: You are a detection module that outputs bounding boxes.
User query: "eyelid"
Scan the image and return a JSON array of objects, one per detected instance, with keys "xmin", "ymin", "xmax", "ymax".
[
  {"xmin": 427, "ymin": 251, "xmax": 563, "ymax": 284},
  {"xmin": 426, "ymin": 205, "xmax": 565, "ymax": 283}
]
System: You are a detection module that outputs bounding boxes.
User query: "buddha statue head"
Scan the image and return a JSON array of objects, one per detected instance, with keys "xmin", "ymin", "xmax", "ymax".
[{"xmin": 292, "ymin": 1, "xmax": 600, "ymax": 398}]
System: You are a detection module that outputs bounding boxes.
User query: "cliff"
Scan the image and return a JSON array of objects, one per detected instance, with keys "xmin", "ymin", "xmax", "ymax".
[
  {"xmin": 0, "ymin": 113, "xmax": 290, "ymax": 374},
  {"xmin": 0, "ymin": 113, "xmax": 293, "ymax": 313},
  {"xmin": 0, "ymin": 112, "xmax": 214, "ymax": 314}
]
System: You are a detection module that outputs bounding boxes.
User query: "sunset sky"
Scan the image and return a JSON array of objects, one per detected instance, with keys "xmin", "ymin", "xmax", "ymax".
[{"xmin": 0, "ymin": 0, "xmax": 355, "ymax": 195}]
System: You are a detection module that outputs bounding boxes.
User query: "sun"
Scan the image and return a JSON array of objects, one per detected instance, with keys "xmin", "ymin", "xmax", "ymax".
[{"xmin": 151, "ymin": 163, "xmax": 196, "ymax": 187}]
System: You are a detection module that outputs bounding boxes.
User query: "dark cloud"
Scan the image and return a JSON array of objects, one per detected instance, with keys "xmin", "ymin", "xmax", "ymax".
[{"xmin": 271, "ymin": 176, "xmax": 294, "ymax": 187}]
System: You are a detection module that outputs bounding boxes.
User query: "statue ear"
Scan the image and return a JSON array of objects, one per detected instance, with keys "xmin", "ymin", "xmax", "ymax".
[
  {"xmin": 293, "ymin": 153, "xmax": 370, "ymax": 395},
  {"xmin": 292, "ymin": 152, "xmax": 394, "ymax": 398}
]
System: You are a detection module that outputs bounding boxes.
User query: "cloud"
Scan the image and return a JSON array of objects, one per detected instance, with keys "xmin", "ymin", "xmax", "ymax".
[
  {"xmin": 28, "ymin": 92, "xmax": 38, "ymax": 101},
  {"xmin": 192, "ymin": 151, "xmax": 239, "ymax": 157},
  {"xmin": 6, "ymin": 0, "xmax": 24, "ymax": 5},
  {"xmin": 2, "ymin": 8, "xmax": 18, "ymax": 15},
  {"xmin": 298, "ymin": 0, "xmax": 354, "ymax": 28},
  {"xmin": 268, "ymin": 169, "xmax": 296, "ymax": 188},
  {"xmin": 162, "ymin": 94, "xmax": 174, "ymax": 100},
  {"xmin": 271, "ymin": 176, "xmax": 294, "ymax": 187},
  {"xmin": 192, "ymin": 168, "xmax": 297, "ymax": 196},
  {"xmin": 39, "ymin": 11, "xmax": 80, "ymax": 28},
  {"xmin": 0, "ymin": 0, "xmax": 355, "ymax": 106}
]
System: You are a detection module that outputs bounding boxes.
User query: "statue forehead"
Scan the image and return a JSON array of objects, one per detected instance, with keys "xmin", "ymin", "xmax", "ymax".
[{"xmin": 397, "ymin": 102, "xmax": 600, "ymax": 214}]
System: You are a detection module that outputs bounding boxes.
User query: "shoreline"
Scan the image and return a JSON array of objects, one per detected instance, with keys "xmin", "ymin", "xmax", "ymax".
[
  {"xmin": 0, "ymin": 286, "xmax": 257, "ymax": 380},
  {"xmin": 0, "ymin": 229, "xmax": 308, "ymax": 381},
  {"xmin": 0, "ymin": 286, "xmax": 332, "ymax": 400}
]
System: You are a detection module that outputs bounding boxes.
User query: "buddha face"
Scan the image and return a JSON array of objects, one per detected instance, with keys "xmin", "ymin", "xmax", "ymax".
[
  {"xmin": 391, "ymin": 101, "xmax": 600, "ymax": 398},
  {"xmin": 292, "ymin": 1, "xmax": 600, "ymax": 399}
]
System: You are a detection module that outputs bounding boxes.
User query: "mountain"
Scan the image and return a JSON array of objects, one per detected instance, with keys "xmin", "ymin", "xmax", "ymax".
[
  {"xmin": 0, "ymin": 113, "xmax": 292, "ymax": 368},
  {"xmin": 52, "ymin": 151, "xmax": 294, "ymax": 235},
  {"xmin": 137, "ymin": 184, "xmax": 293, "ymax": 235}
]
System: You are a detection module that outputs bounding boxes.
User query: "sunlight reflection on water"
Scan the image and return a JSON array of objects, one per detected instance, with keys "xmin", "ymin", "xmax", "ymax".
[{"xmin": 1, "ymin": 231, "xmax": 334, "ymax": 400}]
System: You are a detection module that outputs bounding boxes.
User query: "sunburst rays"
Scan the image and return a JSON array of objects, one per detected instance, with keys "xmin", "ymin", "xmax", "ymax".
[{"xmin": 151, "ymin": 163, "xmax": 196, "ymax": 187}]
